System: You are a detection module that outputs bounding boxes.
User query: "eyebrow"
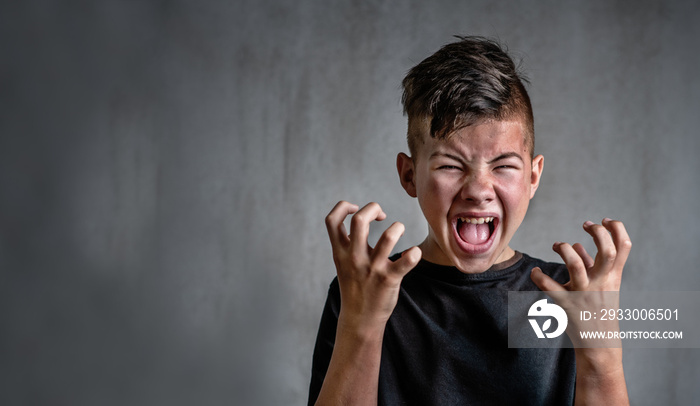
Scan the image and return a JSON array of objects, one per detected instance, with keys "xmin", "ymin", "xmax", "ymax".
[
  {"xmin": 429, "ymin": 151, "xmax": 524, "ymax": 164},
  {"xmin": 429, "ymin": 152, "xmax": 463, "ymax": 161},
  {"xmin": 487, "ymin": 152, "xmax": 524, "ymax": 164}
]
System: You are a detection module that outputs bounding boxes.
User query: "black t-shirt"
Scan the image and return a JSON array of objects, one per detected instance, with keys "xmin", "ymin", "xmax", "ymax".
[{"xmin": 308, "ymin": 252, "xmax": 576, "ymax": 406}]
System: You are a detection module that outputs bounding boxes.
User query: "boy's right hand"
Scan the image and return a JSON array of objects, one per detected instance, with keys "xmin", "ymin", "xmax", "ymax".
[{"xmin": 325, "ymin": 201, "xmax": 422, "ymax": 335}]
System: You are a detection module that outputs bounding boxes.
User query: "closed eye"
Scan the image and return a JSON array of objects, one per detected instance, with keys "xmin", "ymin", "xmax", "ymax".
[
  {"xmin": 494, "ymin": 161, "xmax": 522, "ymax": 171},
  {"xmin": 438, "ymin": 165, "xmax": 461, "ymax": 170}
]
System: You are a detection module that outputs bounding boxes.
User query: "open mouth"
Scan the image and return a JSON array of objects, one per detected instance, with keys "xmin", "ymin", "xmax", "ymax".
[{"xmin": 455, "ymin": 216, "xmax": 497, "ymax": 246}]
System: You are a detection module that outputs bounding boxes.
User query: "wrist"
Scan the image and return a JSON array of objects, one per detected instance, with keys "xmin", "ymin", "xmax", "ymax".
[
  {"xmin": 575, "ymin": 347, "xmax": 624, "ymax": 377},
  {"xmin": 337, "ymin": 311, "xmax": 388, "ymax": 343}
]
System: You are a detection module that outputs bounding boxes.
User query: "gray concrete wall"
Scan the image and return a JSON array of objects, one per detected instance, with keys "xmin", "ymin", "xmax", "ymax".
[{"xmin": 1, "ymin": 1, "xmax": 699, "ymax": 404}]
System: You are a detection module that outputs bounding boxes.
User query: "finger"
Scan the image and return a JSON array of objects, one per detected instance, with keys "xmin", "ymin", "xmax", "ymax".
[
  {"xmin": 325, "ymin": 201, "xmax": 359, "ymax": 246},
  {"xmin": 349, "ymin": 202, "xmax": 386, "ymax": 257},
  {"xmin": 602, "ymin": 218, "xmax": 632, "ymax": 271},
  {"xmin": 553, "ymin": 242, "xmax": 589, "ymax": 289},
  {"xmin": 371, "ymin": 222, "xmax": 405, "ymax": 266},
  {"xmin": 390, "ymin": 246, "xmax": 422, "ymax": 277},
  {"xmin": 530, "ymin": 267, "xmax": 567, "ymax": 292},
  {"xmin": 582, "ymin": 220, "xmax": 617, "ymax": 275},
  {"xmin": 572, "ymin": 242, "xmax": 594, "ymax": 269}
]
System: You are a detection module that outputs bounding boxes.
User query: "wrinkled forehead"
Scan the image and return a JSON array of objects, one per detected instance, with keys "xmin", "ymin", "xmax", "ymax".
[{"xmin": 410, "ymin": 116, "xmax": 529, "ymax": 158}]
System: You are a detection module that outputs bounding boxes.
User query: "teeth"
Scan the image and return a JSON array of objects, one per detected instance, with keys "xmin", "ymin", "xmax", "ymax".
[{"xmin": 459, "ymin": 217, "xmax": 494, "ymax": 224}]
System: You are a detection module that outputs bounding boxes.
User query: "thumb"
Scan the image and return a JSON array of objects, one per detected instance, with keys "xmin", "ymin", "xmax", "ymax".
[
  {"xmin": 530, "ymin": 267, "xmax": 566, "ymax": 293},
  {"xmin": 392, "ymin": 246, "xmax": 422, "ymax": 277}
]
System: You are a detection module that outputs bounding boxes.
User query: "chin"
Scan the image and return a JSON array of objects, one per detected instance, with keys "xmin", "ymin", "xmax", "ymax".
[{"xmin": 453, "ymin": 258, "xmax": 490, "ymax": 273}]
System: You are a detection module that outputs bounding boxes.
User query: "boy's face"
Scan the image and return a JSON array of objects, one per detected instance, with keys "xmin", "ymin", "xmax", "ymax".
[{"xmin": 397, "ymin": 119, "xmax": 544, "ymax": 274}]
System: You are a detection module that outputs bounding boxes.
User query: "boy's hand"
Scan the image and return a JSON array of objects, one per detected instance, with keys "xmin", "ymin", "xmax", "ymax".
[
  {"xmin": 530, "ymin": 218, "xmax": 631, "ymax": 294},
  {"xmin": 530, "ymin": 218, "xmax": 632, "ymax": 405},
  {"xmin": 325, "ymin": 201, "xmax": 422, "ymax": 334},
  {"xmin": 530, "ymin": 218, "xmax": 632, "ymax": 345}
]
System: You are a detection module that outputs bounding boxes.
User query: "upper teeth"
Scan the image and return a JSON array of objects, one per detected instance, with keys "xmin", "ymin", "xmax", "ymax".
[{"xmin": 459, "ymin": 217, "xmax": 494, "ymax": 224}]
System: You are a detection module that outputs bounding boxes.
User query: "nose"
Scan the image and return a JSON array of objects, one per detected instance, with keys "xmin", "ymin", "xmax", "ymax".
[{"xmin": 460, "ymin": 171, "xmax": 495, "ymax": 204}]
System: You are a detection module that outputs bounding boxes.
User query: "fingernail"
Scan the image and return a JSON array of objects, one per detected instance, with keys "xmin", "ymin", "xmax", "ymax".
[
  {"xmin": 583, "ymin": 221, "xmax": 594, "ymax": 227},
  {"xmin": 603, "ymin": 217, "xmax": 612, "ymax": 222}
]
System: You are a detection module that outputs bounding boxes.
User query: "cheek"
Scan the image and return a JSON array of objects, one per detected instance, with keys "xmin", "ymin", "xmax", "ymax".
[
  {"xmin": 496, "ymin": 177, "xmax": 531, "ymax": 215},
  {"xmin": 424, "ymin": 175, "xmax": 460, "ymax": 202},
  {"xmin": 417, "ymin": 174, "xmax": 459, "ymax": 216}
]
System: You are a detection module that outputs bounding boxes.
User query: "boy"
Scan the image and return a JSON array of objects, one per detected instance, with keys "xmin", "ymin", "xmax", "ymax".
[{"xmin": 309, "ymin": 36, "xmax": 631, "ymax": 405}]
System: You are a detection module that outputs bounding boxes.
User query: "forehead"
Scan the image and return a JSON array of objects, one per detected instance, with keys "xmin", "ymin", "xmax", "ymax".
[{"xmin": 417, "ymin": 120, "xmax": 528, "ymax": 158}]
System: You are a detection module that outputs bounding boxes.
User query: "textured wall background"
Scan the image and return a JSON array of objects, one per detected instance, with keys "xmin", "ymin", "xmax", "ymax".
[{"xmin": 2, "ymin": 1, "xmax": 699, "ymax": 405}]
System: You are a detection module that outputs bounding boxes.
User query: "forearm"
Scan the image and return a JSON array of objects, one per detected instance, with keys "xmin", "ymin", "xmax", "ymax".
[
  {"xmin": 574, "ymin": 348, "xmax": 629, "ymax": 406},
  {"xmin": 315, "ymin": 317, "xmax": 385, "ymax": 406}
]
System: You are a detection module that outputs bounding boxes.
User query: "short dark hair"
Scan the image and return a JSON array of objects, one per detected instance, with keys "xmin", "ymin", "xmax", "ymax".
[{"xmin": 401, "ymin": 36, "xmax": 534, "ymax": 157}]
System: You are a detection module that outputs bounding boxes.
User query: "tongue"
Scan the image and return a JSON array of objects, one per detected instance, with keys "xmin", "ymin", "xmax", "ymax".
[{"xmin": 458, "ymin": 222, "xmax": 490, "ymax": 245}]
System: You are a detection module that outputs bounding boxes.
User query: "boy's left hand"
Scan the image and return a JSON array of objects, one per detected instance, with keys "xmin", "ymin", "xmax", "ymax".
[
  {"xmin": 530, "ymin": 218, "xmax": 632, "ymax": 405},
  {"xmin": 530, "ymin": 218, "xmax": 632, "ymax": 294},
  {"xmin": 530, "ymin": 218, "xmax": 632, "ymax": 347}
]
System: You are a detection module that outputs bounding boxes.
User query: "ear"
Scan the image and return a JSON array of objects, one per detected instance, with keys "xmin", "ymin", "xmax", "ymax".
[
  {"xmin": 529, "ymin": 154, "xmax": 544, "ymax": 199},
  {"xmin": 397, "ymin": 152, "xmax": 417, "ymax": 198}
]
